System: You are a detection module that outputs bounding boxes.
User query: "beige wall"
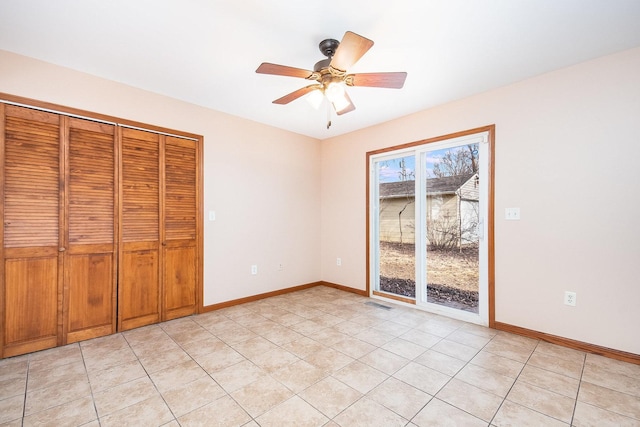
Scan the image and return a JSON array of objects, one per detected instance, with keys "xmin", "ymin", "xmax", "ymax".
[
  {"xmin": 2, "ymin": 46, "xmax": 639, "ymax": 355},
  {"xmin": 0, "ymin": 50, "xmax": 322, "ymax": 306},
  {"xmin": 321, "ymin": 47, "xmax": 640, "ymax": 354}
]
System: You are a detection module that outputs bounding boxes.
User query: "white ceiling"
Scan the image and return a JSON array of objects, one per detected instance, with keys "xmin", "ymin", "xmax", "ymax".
[{"xmin": 1, "ymin": 1, "xmax": 640, "ymax": 139}]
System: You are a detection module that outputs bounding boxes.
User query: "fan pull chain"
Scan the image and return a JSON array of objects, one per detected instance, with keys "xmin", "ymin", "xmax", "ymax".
[{"xmin": 326, "ymin": 100, "xmax": 332, "ymax": 129}]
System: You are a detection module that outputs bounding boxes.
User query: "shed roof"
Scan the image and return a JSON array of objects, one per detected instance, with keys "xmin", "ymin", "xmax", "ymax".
[{"xmin": 379, "ymin": 174, "xmax": 474, "ymax": 198}]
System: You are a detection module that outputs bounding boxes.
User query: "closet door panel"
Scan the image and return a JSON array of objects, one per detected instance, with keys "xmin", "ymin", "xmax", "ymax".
[
  {"xmin": 120, "ymin": 245, "xmax": 159, "ymax": 329},
  {"xmin": 120, "ymin": 128, "xmax": 160, "ymax": 331},
  {"xmin": 3, "ymin": 256, "xmax": 58, "ymax": 357},
  {"xmin": 66, "ymin": 253, "xmax": 113, "ymax": 342},
  {"xmin": 163, "ymin": 136, "xmax": 197, "ymax": 320},
  {"xmin": 64, "ymin": 118, "xmax": 117, "ymax": 343},
  {"xmin": 2, "ymin": 106, "xmax": 61, "ymax": 357},
  {"xmin": 164, "ymin": 243, "xmax": 196, "ymax": 320}
]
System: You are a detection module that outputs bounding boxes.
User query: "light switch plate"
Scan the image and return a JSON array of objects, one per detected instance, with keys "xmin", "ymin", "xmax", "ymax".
[
  {"xmin": 209, "ymin": 211, "xmax": 216, "ymax": 221},
  {"xmin": 505, "ymin": 207, "xmax": 520, "ymax": 220}
]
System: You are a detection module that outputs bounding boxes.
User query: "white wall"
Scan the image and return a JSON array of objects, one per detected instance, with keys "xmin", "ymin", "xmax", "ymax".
[
  {"xmin": 320, "ymin": 47, "xmax": 640, "ymax": 354},
  {"xmin": 0, "ymin": 50, "xmax": 322, "ymax": 306}
]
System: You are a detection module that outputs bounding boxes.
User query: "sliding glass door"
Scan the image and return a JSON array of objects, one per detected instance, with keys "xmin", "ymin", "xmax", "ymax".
[
  {"xmin": 370, "ymin": 130, "xmax": 491, "ymax": 324},
  {"xmin": 372, "ymin": 154, "xmax": 417, "ymax": 302}
]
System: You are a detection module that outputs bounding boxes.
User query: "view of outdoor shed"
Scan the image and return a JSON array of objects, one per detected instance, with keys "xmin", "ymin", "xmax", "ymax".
[{"xmin": 378, "ymin": 173, "xmax": 479, "ymax": 249}]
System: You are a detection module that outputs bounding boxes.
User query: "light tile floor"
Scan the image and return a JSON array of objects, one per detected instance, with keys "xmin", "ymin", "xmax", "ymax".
[{"xmin": 1, "ymin": 286, "xmax": 639, "ymax": 426}]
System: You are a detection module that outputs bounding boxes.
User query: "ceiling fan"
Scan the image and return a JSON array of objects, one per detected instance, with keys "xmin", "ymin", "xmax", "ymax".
[{"xmin": 256, "ymin": 31, "xmax": 407, "ymax": 128}]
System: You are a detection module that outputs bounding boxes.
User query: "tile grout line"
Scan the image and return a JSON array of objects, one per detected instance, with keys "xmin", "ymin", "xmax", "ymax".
[
  {"xmin": 168, "ymin": 315, "xmax": 268, "ymax": 425},
  {"xmin": 570, "ymin": 352, "xmax": 588, "ymax": 426},
  {"xmin": 486, "ymin": 338, "xmax": 539, "ymax": 426},
  {"xmin": 138, "ymin": 326, "xmax": 183, "ymax": 426},
  {"xmin": 21, "ymin": 353, "xmax": 31, "ymax": 424},
  {"xmin": 78, "ymin": 341, "xmax": 101, "ymax": 426},
  {"xmin": 440, "ymin": 325, "xmax": 507, "ymax": 426},
  {"xmin": 22, "ymin": 343, "xmax": 88, "ymax": 424},
  {"xmin": 403, "ymin": 323, "xmax": 465, "ymax": 426}
]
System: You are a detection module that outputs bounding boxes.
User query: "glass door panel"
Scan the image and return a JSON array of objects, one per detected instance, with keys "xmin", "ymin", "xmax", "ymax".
[
  {"xmin": 375, "ymin": 154, "xmax": 416, "ymax": 299},
  {"xmin": 423, "ymin": 143, "xmax": 480, "ymax": 313}
]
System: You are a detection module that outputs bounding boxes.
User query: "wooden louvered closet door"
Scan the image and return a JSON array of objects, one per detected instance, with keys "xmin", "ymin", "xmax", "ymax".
[
  {"xmin": 0, "ymin": 106, "xmax": 117, "ymax": 356},
  {"xmin": 163, "ymin": 136, "xmax": 198, "ymax": 321},
  {"xmin": 1, "ymin": 98, "xmax": 200, "ymax": 357},
  {"xmin": 64, "ymin": 117, "xmax": 117, "ymax": 343},
  {"xmin": 1, "ymin": 105, "xmax": 62, "ymax": 357},
  {"xmin": 119, "ymin": 128, "xmax": 161, "ymax": 331}
]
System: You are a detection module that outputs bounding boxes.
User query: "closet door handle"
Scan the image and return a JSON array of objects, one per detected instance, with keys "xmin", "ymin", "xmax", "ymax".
[{"xmin": 59, "ymin": 247, "xmax": 66, "ymax": 252}]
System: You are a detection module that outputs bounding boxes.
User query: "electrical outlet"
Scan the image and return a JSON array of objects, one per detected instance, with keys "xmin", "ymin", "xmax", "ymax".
[
  {"xmin": 251, "ymin": 265, "xmax": 258, "ymax": 275},
  {"xmin": 336, "ymin": 257, "xmax": 342, "ymax": 266},
  {"xmin": 278, "ymin": 263, "xmax": 284, "ymax": 271},
  {"xmin": 564, "ymin": 291, "xmax": 576, "ymax": 306}
]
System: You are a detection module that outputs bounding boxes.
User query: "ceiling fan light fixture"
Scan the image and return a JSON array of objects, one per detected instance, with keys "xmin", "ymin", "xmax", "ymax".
[
  {"xmin": 325, "ymin": 81, "xmax": 345, "ymax": 102},
  {"xmin": 325, "ymin": 82, "xmax": 349, "ymax": 112},
  {"xmin": 306, "ymin": 88, "xmax": 324, "ymax": 109},
  {"xmin": 332, "ymin": 98, "xmax": 351, "ymax": 114},
  {"xmin": 332, "ymin": 100, "xmax": 352, "ymax": 115}
]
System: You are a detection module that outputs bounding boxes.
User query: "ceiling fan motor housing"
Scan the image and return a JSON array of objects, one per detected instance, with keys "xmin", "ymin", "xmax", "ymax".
[
  {"xmin": 318, "ymin": 38, "xmax": 340, "ymax": 58},
  {"xmin": 315, "ymin": 38, "xmax": 339, "ymax": 72},
  {"xmin": 314, "ymin": 58, "xmax": 331, "ymax": 72}
]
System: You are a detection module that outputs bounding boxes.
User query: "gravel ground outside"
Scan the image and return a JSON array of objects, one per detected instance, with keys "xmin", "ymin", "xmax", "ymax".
[{"xmin": 378, "ymin": 242, "xmax": 479, "ymax": 312}]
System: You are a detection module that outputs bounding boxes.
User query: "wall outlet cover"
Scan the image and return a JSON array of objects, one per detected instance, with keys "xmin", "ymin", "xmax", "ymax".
[{"xmin": 564, "ymin": 291, "xmax": 576, "ymax": 306}]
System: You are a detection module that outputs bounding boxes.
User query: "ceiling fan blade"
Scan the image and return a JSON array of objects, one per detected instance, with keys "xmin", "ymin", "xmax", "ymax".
[
  {"xmin": 334, "ymin": 91, "xmax": 356, "ymax": 116},
  {"xmin": 273, "ymin": 84, "xmax": 322, "ymax": 105},
  {"xmin": 348, "ymin": 72, "xmax": 407, "ymax": 89},
  {"xmin": 256, "ymin": 63, "xmax": 314, "ymax": 79},
  {"xmin": 330, "ymin": 31, "xmax": 374, "ymax": 72}
]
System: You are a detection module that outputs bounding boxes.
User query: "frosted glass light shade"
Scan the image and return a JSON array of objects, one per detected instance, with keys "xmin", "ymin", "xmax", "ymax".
[
  {"xmin": 306, "ymin": 89, "xmax": 324, "ymax": 109},
  {"xmin": 326, "ymin": 82, "xmax": 349, "ymax": 112}
]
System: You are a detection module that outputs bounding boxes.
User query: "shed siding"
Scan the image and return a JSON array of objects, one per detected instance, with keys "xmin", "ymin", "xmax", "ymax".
[
  {"xmin": 377, "ymin": 174, "xmax": 478, "ymax": 245},
  {"xmin": 459, "ymin": 175, "xmax": 479, "ymax": 201},
  {"xmin": 379, "ymin": 198, "xmax": 415, "ymax": 244}
]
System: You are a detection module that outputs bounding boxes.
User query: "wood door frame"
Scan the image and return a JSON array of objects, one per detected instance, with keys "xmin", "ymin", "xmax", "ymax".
[{"xmin": 365, "ymin": 125, "xmax": 496, "ymax": 327}]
